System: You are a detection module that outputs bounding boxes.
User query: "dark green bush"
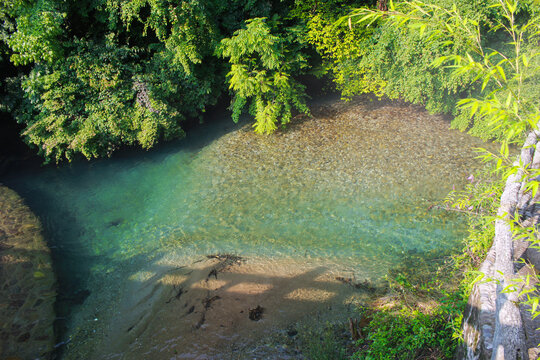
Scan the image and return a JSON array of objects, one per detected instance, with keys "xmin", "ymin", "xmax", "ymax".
[{"xmin": 353, "ymin": 307, "xmax": 459, "ymax": 360}]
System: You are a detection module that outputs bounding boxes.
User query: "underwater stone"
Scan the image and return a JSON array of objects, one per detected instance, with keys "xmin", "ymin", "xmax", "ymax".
[{"xmin": 0, "ymin": 185, "xmax": 56, "ymax": 359}]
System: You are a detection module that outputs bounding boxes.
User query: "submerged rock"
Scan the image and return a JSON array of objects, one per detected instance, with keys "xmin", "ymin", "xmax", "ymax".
[
  {"xmin": 0, "ymin": 185, "xmax": 57, "ymax": 359},
  {"xmin": 249, "ymin": 305, "xmax": 264, "ymax": 321}
]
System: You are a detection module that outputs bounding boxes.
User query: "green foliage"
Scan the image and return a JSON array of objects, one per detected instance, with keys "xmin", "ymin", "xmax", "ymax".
[
  {"xmin": 321, "ymin": 0, "xmax": 531, "ymax": 135},
  {"xmin": 347, "ymin": 237, "xmax": 491, "ymax": 359},
  {"xmin": 350, "ymin": 251, "xmax": 470, "ymax": 360},
  {"xmin": 443, "ymin": 169, "xmax": 503, "ymax": 268},
  {"xmin": 306, "ymin": 13, "xmax": 384, "ymax": 97},
  {"xmin": 299, "ymin": 322, "xmax": 348, "ymax": 360},
  {"xmin": 143, "ymin": 43, "xmax": 221, "ymax": 123},
  {"xmin": 2, "ymin": 0, "xmax": 65, "ymax": 65},
  {"xmin": 425, "ymin": 3, "xmax": 540, "ymax": 319},
  {"xmin": 12, "ymin": 39, "xmax": 184, "ymax": 162},
  {"xmin": 340, "ymin": 3, "xmax": 539, "ymax": 358},
  {"xmin": 1, "ymin": 0, "xmax": 303, "ymax": 161},
  {"xmin": 106, "ymin": 0, "xmax": 221, "ymax": 75},
  {"xmin": 348, "ymin": 0, "xmax": 540, "ymax": 141},
  {"xmin": 219, "ymin": 17, "xmax": 310, "ymax": 134},
  {"xmin": 350, "ymin": 0, "xmax": 540, "ymax": 346},
  {"xmin": 289, "ymin": 0, "xmax": 361, "ymax": 21},
  {"xmin": 353, "ymin": 308, "xmax": 458, "ymax": 360},
  {"xmin": 326, "ymin": 0, "xmax": 504, "ymax": 115},
  {"xmin": 385, "ymin": 250, "xmax": 452, "ymax": 295}
]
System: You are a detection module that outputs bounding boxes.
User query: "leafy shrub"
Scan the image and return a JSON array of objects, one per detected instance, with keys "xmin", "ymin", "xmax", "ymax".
[
  {"xmin": 352, "ymin": 307, "xmax": 458, "ymax": 360},
  {"xmin": 11, "ymin": 39, "xmax": 185, "ymax": 162},
  {"xmin": 219, "ymin": 17, "xmax": 310, "ymax": 134},
  {"xmin": 0, "ymin": 0, "xmax": 301, "ymax": 161}
]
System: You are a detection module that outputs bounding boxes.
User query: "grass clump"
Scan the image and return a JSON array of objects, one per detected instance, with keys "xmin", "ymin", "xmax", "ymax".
[{"xmin": 299, "ymin": 322, "xmax": 349, "ymax": 360}]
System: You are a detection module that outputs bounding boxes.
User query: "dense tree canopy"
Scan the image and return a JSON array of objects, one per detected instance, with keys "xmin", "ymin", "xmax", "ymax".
[
  {"xmin": 0, "ymin": 0, "xmax": 308, "ymax": 161},
  {"xmin": 0, "ymin": 0, "xmax": 539, "ymax": 162},
  {"xmin": 219, "ymin": 17, "xmax": 310, "ymax": 133}
]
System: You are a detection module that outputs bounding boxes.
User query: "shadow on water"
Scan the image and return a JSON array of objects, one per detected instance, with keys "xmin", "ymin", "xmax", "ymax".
[
  {"xmin": 20, "ymin": 190, "xmax": 100, "ymax": 346},
  {"xmin": 54, "ymin": 251, "xmax": 374, "ymax": 359},
  {"xmin": 0, "ymin": 246, "xmax": 56, "ymax": 358},
  {"xmin": 0, "ymin": 104, "xmax": 248, "ymax": 341},
  {"xmin": 0, "ymin": 93, "xmax": 245, "ymax": 180},
  {"xmin": 55, "ymin": 244, "xmax": 467, "ymax": 359}
]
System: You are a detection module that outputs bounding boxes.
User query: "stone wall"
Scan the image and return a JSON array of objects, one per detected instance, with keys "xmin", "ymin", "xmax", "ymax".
[
  {"xmin": 0, "ymin": 185, "xmax": 56, "ymax": 359},
  {"xmin": 458, "ymin": 131, "xmax": 540, "ymax": 360}
]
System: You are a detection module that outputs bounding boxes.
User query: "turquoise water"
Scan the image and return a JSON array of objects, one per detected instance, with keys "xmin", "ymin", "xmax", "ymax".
[{"xmin": 2, "ymin": 98, "xmax": 490, "ymax": 355}]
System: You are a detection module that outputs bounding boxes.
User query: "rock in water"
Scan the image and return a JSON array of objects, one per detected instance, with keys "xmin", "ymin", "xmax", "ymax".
[{"xmin": 249, "ymin": 305, "xmax": 264, "ymax": 321}]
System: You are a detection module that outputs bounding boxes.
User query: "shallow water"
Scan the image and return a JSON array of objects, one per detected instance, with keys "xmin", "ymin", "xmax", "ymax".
[{"xmin": 3, "ymin": 97, "xmax": 493, "ymax": 358}]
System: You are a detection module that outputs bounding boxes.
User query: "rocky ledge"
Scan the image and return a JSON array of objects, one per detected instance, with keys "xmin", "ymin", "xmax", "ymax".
[
  {"xmin": 0, "ymin": 185, "xmax": 56, "ymax": 359},
  {"xmin": 458, "ymin": 131, "xmax": 540, "ymax": 360}
]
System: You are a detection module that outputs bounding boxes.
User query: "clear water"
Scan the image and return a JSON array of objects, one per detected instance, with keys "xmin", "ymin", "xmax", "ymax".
[{"xmin": 2, "ymin": 97, "xmax": 492, "ymax": 355}]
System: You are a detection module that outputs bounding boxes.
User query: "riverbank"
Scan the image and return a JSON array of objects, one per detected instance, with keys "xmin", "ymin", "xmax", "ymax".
[{"xmin": 0, "ymin": 185, "xmax": 56, "ymax": 359}]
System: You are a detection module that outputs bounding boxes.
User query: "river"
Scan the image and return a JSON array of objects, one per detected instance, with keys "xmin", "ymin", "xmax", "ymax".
[{"xmin": 2, "ymin": 96, "xmax": 494, "ymax": 359}]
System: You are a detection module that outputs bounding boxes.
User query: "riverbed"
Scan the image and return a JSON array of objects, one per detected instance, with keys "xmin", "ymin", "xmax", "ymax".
[{"xmin": 3, "ymin": 96, "xmax": 494, "ymax": 359}]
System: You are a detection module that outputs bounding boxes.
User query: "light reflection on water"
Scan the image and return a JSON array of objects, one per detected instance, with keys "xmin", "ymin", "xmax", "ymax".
[{"xmin": 3, "ymin": 97, "xmax": 493, "ymax": 356}]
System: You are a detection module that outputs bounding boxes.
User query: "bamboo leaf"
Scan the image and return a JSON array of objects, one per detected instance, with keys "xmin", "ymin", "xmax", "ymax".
[
  {"xmin": 481, "ymin": 73, "xmax": 491, "ymax": 91},
  {"xmin": 505, "ymin": 92, "xmax": 512, "ymax": 107},
  {"xmin": 496, "ymin": 66, "xmax": 506, "ymax": 82},
  {"xmin": 522, "ymin": 54, "xmax": 529, "ymax": 67}
]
